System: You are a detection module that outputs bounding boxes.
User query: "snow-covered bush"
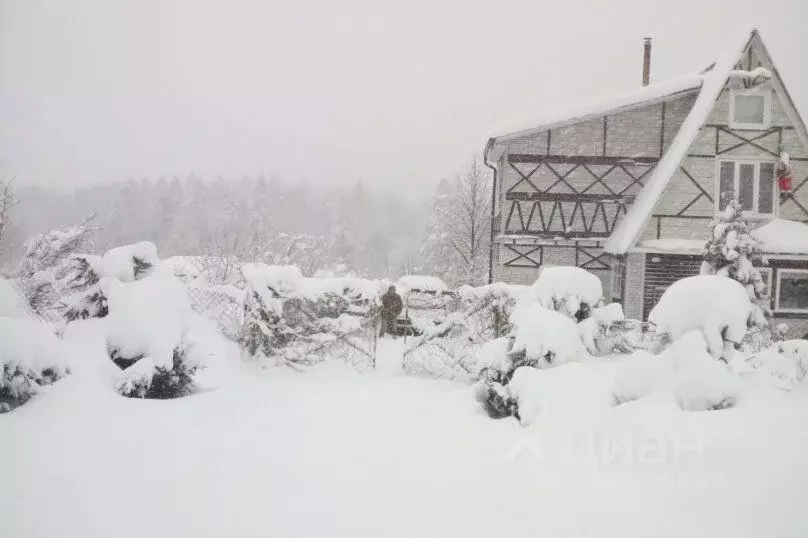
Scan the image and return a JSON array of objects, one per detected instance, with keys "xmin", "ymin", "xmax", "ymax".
[
  {"xmin": 701, "ymin": 200, "xmax": 770, "ymax": 331},
  {"xmin": 748, "ymin": 339, "xmax": 808, "ymax": 390},
  {"xmin": 475, "ymin": 304, "xmax": 588, "ymax": 419},
  {"xmin": 60, "ymin": 255, "xmax": 107, "ymax": 321},
  {"xmin": 0, "ymin": 318, "xmax": 70, "ymax": 412},
  {"xmin": 238, "ymin": 264, "xmax": 380, "ymax": 368},
  {"xmin": 518, "ymin": 266, "xmax": 603, "ymax": 320},
  {"xmin": 457, "ymin": 282, "xmax": 526, "ymax": 339},
  {"xmin": 101, "ymin": 265, "xmax": 205, "ymax": 399},
  {"xmin": 0, "ymin": 277, "xmax": 35, "ymax": 319},
  {"xmin": 577, "ymin": 303, "xmax": 659, "ymax": 356},
  {"xmin": 239, "ymin": 284, "xmax": 290, "ymax": 364},
  {"xmin": 115, "ymin": 344, "xmax": 201, "ymax": 399},
  {"xmin": 59, "ymin": 242, "xmax": 159, "ymax": 322},
  {"xmin": 649, "ymin": 275, "xmax": 753, "ymax": 361},
  {"xmin": 612, "ymin": 331, "xmax": 741, "ymax": 411},
  {"xmin": 14, "ymin": 216, "xmax": 96, "ymax": 316}
]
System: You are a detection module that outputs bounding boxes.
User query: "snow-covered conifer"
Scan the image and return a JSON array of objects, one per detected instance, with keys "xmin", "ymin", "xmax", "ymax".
[{"xmin": 701, "ymin": 200, "xmax": 770, "ymax": 327}]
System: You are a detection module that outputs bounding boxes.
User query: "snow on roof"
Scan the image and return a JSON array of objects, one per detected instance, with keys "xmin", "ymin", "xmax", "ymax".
[
  {"xmin": 635, "ymin": 238, "xmax": 707, "ymax": 254},
  {"xmin": 752, "ymin": 219, "xmax": 808, "ymax": 255},
  {"xmin": 605, "ymin": 29, "xmax": 758, "ymax": 254},
  {"xmin": 490, "ymin": 73, "xmax": 703, "ymax": 142}
]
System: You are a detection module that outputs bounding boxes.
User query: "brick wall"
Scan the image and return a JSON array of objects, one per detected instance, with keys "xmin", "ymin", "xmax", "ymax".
[{"xmin": 623, "ymin": 252, "xmax": 645, "ymax": 319}]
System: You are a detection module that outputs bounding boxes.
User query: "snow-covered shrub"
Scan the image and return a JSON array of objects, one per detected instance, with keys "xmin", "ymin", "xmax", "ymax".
[
  {"xmin": 239, "ymin": 284, "xmax": 290, "ymax": 364},
  {"xmin": 0, "ymin": 318, "xmax": 70, "ymax": 412},
  {"xmin": 611, "ymin": 331, "xmax": 742, "ymax": 411},
  {"xmin": 577, "ymin": 303, "xmax": 659, "ymax": 355},
  {"xmin": 457, "ymin": 282, "xmax": 526, "ymax": 339},
  {"xmin": 238, "ymin": 264, "xmax": 380, "ymax": 368},
  {"xmin": 519, "ymin": 266, "xmax": 603, "ymax": 320},
  {"xmin": 115, "ymin": 344, "xmax": 201, "ymax": 399},
  {"xmin": 101, "ymin": 241, "xmax": 158, "ymax": 282},
  {"xmin": 748, "ymin": 340, "xmax": 808, "ymax": 390},
  {"xmin": 701, "ymin": 200, "xmax": 770, "ymax": 331},
  {"xmin": 16, "ymin": 216, "xmax": 96, "ymax": 279},
  {"xmin": 475, "ymin": 305, "xmax": 588, "ymax": 419},
  {"xmin": 671, "ymin": 332, "xmax": 741, "ymax": 411},
  {"xmin": 14, "ymin": 216, "xmax": 96, "ymax": 316},
  {"xmin": 649, "ymin": 275, "xmax": 753, "ymax": 361},
  {"xmin": 60, "ymin": 255, "xmax": 107, "ymax": 321}
]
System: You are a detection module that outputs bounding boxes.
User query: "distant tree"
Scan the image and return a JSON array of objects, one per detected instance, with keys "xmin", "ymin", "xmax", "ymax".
[
  {"xmin": 0, "ymin": 179, "xmax": 18, "ymax": 255},
  {"xmin": 422, "ymin": 158, "xmax": 491, "ymax": 286}
]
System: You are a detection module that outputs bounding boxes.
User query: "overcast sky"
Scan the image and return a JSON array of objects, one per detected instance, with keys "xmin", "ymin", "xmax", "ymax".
[{"xmin": 1, "ymin": 0, "xmax": 806, "ymax": 195}]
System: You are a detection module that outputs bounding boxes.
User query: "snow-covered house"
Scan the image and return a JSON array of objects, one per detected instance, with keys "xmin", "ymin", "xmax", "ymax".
[{"xmin": 485, "ymin": 29, "xmax": 808, "ymax": 336}]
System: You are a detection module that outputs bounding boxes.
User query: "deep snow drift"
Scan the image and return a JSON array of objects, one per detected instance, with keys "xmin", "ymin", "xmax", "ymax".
[{"xmin": 3, "ymin": 338, "xmax": 808, "ymax": 538}]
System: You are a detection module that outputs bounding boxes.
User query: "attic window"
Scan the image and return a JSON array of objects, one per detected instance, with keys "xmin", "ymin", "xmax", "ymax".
[{"xmin": 729, "ymin": 89, "xmax": 771, "ymax": 129}]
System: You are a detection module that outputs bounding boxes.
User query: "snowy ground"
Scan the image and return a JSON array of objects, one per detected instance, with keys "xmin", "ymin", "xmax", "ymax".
[{"xmin": 3, "ymin": 338, "xmax": 808, "ymax": 538}]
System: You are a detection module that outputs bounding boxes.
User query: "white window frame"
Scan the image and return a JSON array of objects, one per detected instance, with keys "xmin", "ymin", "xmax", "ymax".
[
  {"xmin": 715, "ymin": 159, "xmax": 777, "ymax": 217},
  {"xmin": 729, "ymin": 88, "xmax": 772, "ymax": 130},
  {"xmin": 775, "ymin": 268, "xmax": 808, "ymax": 313}
]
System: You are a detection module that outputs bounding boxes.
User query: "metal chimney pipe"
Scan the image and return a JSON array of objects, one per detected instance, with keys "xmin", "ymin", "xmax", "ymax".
[{"xmin": 642, "ymin": 37, "xmax": 652, "ymax": 86}]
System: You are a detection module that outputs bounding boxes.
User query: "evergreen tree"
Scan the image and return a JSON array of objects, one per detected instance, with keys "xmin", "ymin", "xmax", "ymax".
[{"xmin": 701, "ymin": 200, "xmax": 770, "ymax": 327}]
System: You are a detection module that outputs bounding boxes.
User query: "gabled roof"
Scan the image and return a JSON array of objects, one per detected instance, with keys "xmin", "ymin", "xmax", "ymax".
[
  {"xmin": 485, "ymin": 29, "xmax": 808, "ymax": 256},
  {"xmin": 605, "ymin": 28, "xmax": 808, "ymax": 254},
  {"xmin": 488, "ymin": 73, "xmax": 703, "ymax": 145}
]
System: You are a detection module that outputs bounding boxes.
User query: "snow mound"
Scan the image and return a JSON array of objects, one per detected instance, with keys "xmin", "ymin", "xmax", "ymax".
[
  {"xmin": 101, "ymin": 241, "xmax": 159, "ymax": 281},
  {"xmin": 161, "ymin": 256, "xmax": 203, "ymax": 282},
  {"xmin": 751, "ymin": 219, "xmax": 808, "ymax": 255},
  {"xmin": 649, "ymin": 275, "xmax": 752, "ymax": 360},
  {"xmin": 612, "ymin": 350, "xmax": 671, "ymax": 405},
  {"xmin": 0, "ymin": 277, "xmax": 35, "ymax": 319},
  {"xmin": 749, "ymin": 340, "xmax": 808, "ymax": 389},
  {"xmin": 0, "ymin": 318, "xmax": 70, "ymax": 377},
  {"xmin": 520, "ymin": 266, "xmax": 603, "ymax": 317},
  {"xmin": 612, "ymin": 331, "xmax": 742, "ymax": 411},
  {"xmin": 509, "ymin": 304, "xmax": 587, "ymax": 367},
  {"xmin": 396, "ymin": 275, "xmax": 448, "ymax": 294},
  {"xmin": 671, "ymin": 332, "xmax": 741, "ymax": 411},
  {"xmin": 508, "ymin": 362, "xmax": 616, "ymax": 425}
]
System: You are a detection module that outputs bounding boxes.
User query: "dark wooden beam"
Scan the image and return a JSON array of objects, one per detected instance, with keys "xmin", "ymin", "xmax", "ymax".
[
  {"xmin": 508, "ymin": 154, "xmax": 659, "ymax": 165},
  {"xmin": 506, "ymin": 192, "xmax": 636, "ymax": 203},
  {"xmin": 501, "ymin": 230, "xmax": 612, "ymax": 239}
]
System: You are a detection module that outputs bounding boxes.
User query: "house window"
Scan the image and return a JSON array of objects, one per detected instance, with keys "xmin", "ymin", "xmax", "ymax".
[
  {"xmin": 775, "ymin": 269, "xmax": 808, "ymax": 313},
  {"xmin": 729, "ymin": 89, "xmax": 771, "ymax": 130},
  {"xmin": 717, "ymin": 160, "xmax": 776, "ymax": 215}
]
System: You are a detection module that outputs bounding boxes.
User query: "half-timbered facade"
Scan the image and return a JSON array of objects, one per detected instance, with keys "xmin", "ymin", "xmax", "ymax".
[{"xmin": 485, "ymin": 29, "xmax": 808, "ymax": 337}]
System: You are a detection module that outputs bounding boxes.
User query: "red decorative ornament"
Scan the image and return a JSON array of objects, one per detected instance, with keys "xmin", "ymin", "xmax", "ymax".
[{"xmin": 778, "ymin": 175, "xmax": 793, "ymax": 192}]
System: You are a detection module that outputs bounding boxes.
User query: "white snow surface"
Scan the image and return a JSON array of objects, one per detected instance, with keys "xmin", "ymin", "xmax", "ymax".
[
  {"xmin": 101, "ymin": 241, "xmax": 159, "ymax": 281},
  {"xmin": 649, "ymin": 275, "xmax": 752, "ymax": 359},
  {"xmin": 751, "ymin": 219, "xmax": 808, "ymax": 254},
  {"xmin": 396, "ymin": 275, "xmax": 448, "ymax": 294},
  {"xmin": 612, "ymin": 331, "xmax": 742, "ymax": 411},
  {"xmin": 0, "ymin": 277, "xmax": 35, "ymax": 319},
  {"xmin": 637, "ymin": 238, "xmax": 707, "ymax": 253},
  {"xmin": 3, "ymin": 326, "xmax": 808, "ymax": 537},
  {"xmin": 509, "ymin": 304, "xmax": 587, "ymax": 367},
  {"xmin": 520, "ymin": 266, "xmax": 603, "ymax": 316}
]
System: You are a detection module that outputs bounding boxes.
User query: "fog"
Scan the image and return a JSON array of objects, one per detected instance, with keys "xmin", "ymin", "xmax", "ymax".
[{"xmin": 2, "ymin": 0, "xmax": 805, "ymax": 195}]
